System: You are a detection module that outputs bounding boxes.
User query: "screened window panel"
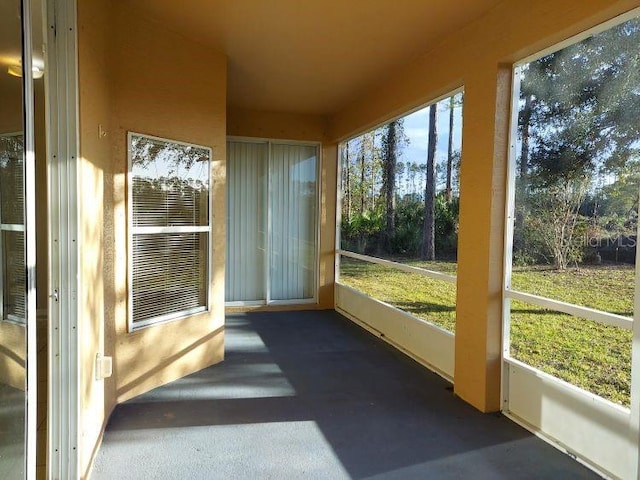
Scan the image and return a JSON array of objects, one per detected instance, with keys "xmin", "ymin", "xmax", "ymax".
[
  {"xmin": 226, "ymin": 141, "xmax": 267, "ymax": 302},
  {"xmin": 2, "ymin": 231, "xmax": 25, "ymax": 321},
  {"xmin": 269, "ymin": 144, "xmax": 317, "ymax": 301},
  {"xmin": 129, "ymin": 133, "xmax": 211, "ymax": 328}
]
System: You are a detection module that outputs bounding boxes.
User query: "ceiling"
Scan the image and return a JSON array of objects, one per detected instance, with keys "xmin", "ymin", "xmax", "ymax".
[
  {"xmin": 124, "ymin": 0, "xmax": 503, "ymax": 115},
  {"xmin": 0, "ymin": 0, "xmax": 45, "ymax": 128}
]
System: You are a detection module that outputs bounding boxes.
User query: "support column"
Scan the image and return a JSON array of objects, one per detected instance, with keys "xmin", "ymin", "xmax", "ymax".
[{"xmin": 454, "ymin": 65, "xmax": 511, "ymax": 412}]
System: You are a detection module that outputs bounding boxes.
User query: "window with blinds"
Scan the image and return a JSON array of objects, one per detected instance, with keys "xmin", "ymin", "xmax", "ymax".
[
  {"xmin": 128, "ymin": 132, "xmax": 211, "ymax": 330},
  {"xmin": 0, "ymin": 134, "xmax": 26, "ymax": 323}
]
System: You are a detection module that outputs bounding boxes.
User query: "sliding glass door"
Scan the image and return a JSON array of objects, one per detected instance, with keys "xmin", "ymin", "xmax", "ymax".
[
  {"xmin": 0, "ymin": 0, "xmax": 39, "ymax": 478},
  {"xmin": 226, "ymin": 139, "xmax": 318, "ymax": 304}
]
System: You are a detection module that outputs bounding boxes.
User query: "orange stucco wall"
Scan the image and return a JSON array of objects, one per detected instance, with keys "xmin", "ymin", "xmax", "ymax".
[
  {"xmin": 77, "ymin": 1, "xmax": 226, "ymax": 477},
  {"xmin": 77, "ymin": 0, "xmax": 113, "ymax": 474},
  {"xmin": 328, "ymin": 0, "xmax": 640, "ymax": 412}
]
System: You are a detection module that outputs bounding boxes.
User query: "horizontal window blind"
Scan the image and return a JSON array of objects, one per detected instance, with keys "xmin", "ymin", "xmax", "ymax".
[
  {"xmin": 132, "ymin": 232, "xmax": 207, "ymax": 323},
  {"xmin": 1, "ymin": 231, "xmax": 25, "ymax": 321},
  {"xmin": 128, "ymin": 133, "xmax": 211, "ymax": 328}
]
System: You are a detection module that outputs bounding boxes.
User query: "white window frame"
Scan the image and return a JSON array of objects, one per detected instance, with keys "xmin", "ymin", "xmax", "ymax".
[
  {"xmin": 225, "ymin": 136, "xmax": 321, "ymax": 307},
  {"xmin": 0, "ymin": 132, "xmax": 27, "ymax": 325},
  {"xmin": 127, "ymin": 131, "xmax": 212, "ymax": 331}
]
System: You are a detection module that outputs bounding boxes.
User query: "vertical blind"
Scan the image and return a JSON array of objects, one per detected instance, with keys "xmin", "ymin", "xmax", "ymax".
[
  {"xmin": 269, "ymin": 144, "xmax": 317, "ymax": 300},
  {"xmin": 225, "ymin": 142, "xmax": 267, "ymax": 302},
  {"xmin": 0, "ymin": 134, "xmax": 26, "ymax": 322},
  {"xmin": 226, "ymin": 140, "xmax": 318, "ymax": 303},
  {"xmin": 129, "ymin": 133, "xmax": 211, "ymax": 328}
]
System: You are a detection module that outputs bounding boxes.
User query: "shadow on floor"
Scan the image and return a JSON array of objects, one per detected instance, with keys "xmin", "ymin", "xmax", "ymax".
[{"xmin": 91, "ymin": 310, "xmax": 598, "ymax": 479}]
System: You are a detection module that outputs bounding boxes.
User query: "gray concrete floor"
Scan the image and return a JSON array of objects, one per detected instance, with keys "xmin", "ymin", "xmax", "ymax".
[
  {"xmin": 91, "ymin": 310, "xmax": 599, "ymax": 479},
  {"xmin": 0, "ymin": 382, "xmax": 26, "ymax": 480}
]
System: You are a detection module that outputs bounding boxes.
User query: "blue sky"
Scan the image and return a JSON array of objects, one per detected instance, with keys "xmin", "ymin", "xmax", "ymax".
[{"xmin": 399, "ymin": 98, "xmax": 463, "ymax": 168}]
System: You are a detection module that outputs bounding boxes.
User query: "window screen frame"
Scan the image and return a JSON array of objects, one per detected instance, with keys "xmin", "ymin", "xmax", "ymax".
[
  {"xmin": 501, "ymin": 11, "xmax": 640, "ymax": 409},
  {"xmin": 127, "ymin": 131, "xmax": 213, "ymax": 331}
]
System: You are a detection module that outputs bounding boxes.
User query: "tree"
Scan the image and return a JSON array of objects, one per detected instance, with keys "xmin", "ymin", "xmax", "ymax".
[
  {"xmin": 445, "ymin": 93, "xmax": 462, "ymax": 203},
  {"xmin": 517, "ymin": 19, "xmax": 640, "ymax": 269},
  {"xmin": 358, "ymin": 137, "xmax": 366, "ymax": 215},
  {"xmin": 380, "ymin": 119, "xmax": 408, "ymax": 253},
  {"xmin": 381, "ymin": 121, "xmax": 398, "ymax": 250},
  {"xmin": 342, "ymin": 142, "xmax": 352, "ymax": 223},
  {"xmin": 422, "ymin": 104, "xmax": 437, "ymax": 260},
  {"xmin": 0, "ymin": 135, "xmax": 25, "ymax": 223}
]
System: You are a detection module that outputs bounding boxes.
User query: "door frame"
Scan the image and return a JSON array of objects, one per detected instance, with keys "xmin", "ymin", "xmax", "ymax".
[
  {"xmin": 225, "ymin": 136, "xmax": 322, "ymax": 307},
  {"xmin": 21, "ymin": 0, "xmax": 38, "ymax": 478},
  {"xmin": 45, "ymin": 0, "xmax": 80, "ymax": 478}
]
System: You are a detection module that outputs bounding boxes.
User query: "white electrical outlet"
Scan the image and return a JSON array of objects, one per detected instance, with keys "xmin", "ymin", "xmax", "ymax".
[{"xmin": 95, "ymin": 353, "xmax": 113, "ymax": 380}]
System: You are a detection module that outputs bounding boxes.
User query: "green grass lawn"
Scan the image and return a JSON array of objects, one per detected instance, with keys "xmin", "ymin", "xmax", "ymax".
[{"xmin": 339, "ymin": 258, "xmax": 633, "ymax": 407}]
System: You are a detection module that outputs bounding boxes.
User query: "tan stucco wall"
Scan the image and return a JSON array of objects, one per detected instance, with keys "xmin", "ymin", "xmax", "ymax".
[
  {"xmin": 109, "ymin": 4, "xmax": 226, "ymax": 403},
  {"xmin": 77, "ymin": 0, "xmax": 114, "ymax": 475},
  {"xmin": 228, "ymin": 108, "xmax": 327, "ymax": 142},
  {"xmin": 227, "ymin": 109, "xmax": 336, "ymax": 310},
  {"xmin": 78, "ymin": 1, "xmax": 226, "ymax": 477},
  {"xmin": 328, "ymin": 0, "xmax": 640, "ymax": 412}
]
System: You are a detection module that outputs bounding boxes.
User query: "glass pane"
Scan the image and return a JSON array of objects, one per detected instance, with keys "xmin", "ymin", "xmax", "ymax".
[
  {"xmin": 339, "ymin": 256, "xmax": 456, "ymax": 332},
  {"xmin": 226, "ymin": 141, "xmax": 267, "ymax": 302},
  {"xmin": 132, "ymin": 232, "xmax": 208, "ymax": 324},
  {"xmin": 510, "ymin": 18, "xmax": 640, "ymax": 319},
  {"xmin": 339, "ymin": 93, "xmax": 463, "ymax": 275},
  {"xmin": 0, "ymin": 0, "xmax": 27, "ymax": 477},
  {"xmin": 0, "ymin": 137, "xmax": 26, "ymax": 322},
  {"xmin": 510, "ymin": 301, "xmax": 631, "ymax": 407},
  {"xmin": 0, "ymin": 135, "xmax": 24, "ymax": 225},
  {"xmin": 130, "ymin": 134, "xmax": 210, "ymax": 227},
  {"xmin": 270, "ymin": 144, "xmax": 318, "ymax": 300}
]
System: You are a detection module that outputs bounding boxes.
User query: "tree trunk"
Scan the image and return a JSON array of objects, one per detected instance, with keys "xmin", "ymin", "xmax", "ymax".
[
  {"xmin": 446, "ymin": 96, "xmax": 454, "ymax": 203},
  {"xmin": 359, "ymin": 141, "xmax": 365, "ymax": 215},
  {"xmin": 514, "ymin": 94, "xmax": 532, "ymax": 252},
  {"xmin": 422, "ymin": 104, "xmax": 437, "ymax": 260},
  {"xmin": 344, "ymin": 142, "xmax": 351, "ymax": 223},
  {"xmin": 383, "ymin": 122, "xmax": 398, "ymax": 252}
]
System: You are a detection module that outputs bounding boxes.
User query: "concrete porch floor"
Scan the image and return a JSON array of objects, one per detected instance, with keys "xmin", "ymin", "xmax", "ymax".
[{"xmin": 91, "ymin": 310, "xmax": 597, "ymax": 479}]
